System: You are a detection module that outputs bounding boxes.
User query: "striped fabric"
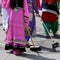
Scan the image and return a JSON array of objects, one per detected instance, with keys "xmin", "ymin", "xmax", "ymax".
[
  {"xmin": 5, "ymin": 0, "xmax": 29, "ymax": 45},
  {"xmin": 42, "ymin": 0, "xmax": 59, "ymax": 22}
]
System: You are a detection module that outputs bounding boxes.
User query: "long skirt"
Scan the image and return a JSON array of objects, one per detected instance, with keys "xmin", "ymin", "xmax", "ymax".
[{"xmin": 5, "ymin": 8, "xmax": 27, "ymax": 50}]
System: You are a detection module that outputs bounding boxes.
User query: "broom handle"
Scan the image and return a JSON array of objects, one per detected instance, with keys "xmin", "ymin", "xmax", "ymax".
[
  {"xmin": 30, "ymin": 35, "xmax": 35, "ymax": 46},
  {"xmin": 27, "ymin": 28, "xmax": 35, "ymax": 46},
  {"xmin": 39, "ymin": 16, "xmax": 55, "ymax": 42}
]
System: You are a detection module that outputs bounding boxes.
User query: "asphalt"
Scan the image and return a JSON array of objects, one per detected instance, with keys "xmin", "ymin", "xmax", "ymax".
[{"xmin": 0, "ymin": 11, "xmax": 60, "ymax": 60}]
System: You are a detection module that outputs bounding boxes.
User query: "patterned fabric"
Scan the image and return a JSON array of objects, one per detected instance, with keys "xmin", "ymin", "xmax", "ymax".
[
  {"xmin": 27, "ymin": 0, "xmax": 39, "ymax": 29},
  {"xmin": 4, "ymin": 0, "xmax": 29, "ymax": 46},
  {"xmin": 42, "ymin": 0, "xmax": 59, "ymax": 22},
  {"xmin": 25, "ymin": 0, "xmax": 39, "ymax": 41},
  {"xmin": 27, "ymin": 0, "xmax": 38, "ymax": 13},
  {"xmin": 42, "ymin": 0, "xmax": 59, "ymax": 35}
]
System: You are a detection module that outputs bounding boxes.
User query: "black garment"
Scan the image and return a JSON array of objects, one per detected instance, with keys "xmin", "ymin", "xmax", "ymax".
[
  {"xmin": 10, "ymin": 0, "xmax": 24, "ymax": 9},
  {"xmin": 43, "ymin": 3, "xmax": 59, "ymax": 15}
]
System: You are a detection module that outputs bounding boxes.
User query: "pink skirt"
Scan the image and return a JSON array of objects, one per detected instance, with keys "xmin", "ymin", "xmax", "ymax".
[{"xmin": 6, "ymin": 8, "xmax": 27, "ymax": 45}]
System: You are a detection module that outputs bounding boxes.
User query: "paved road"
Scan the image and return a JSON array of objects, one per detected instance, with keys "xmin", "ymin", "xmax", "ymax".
[{"xmin": 0, "ymin": 13, "xmax": 60, "ymax": 60}]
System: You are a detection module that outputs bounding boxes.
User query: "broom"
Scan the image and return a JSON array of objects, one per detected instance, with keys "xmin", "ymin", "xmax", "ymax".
[
  {"xmin": 39, "ymin": 16, "xmax": 60, "ymax": 50},
  {"xmin": 26, "ymin": 28, "xmax": 41, "ymax": 52},
  {"xmin": 24, "ymin": 15, "xmax": 41, "ymax": 52},
  {"xmin": 30, "ymin": 35, "xmax": 41, "ymax": 52}
]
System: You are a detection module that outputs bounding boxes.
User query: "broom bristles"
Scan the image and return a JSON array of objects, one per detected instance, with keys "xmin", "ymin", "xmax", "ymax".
[
  {"xmin": 30, "ymin": 46, "xmax": 41, "ymax": 52},
  {"xmin": 30, "ymin": 46, "xmax": 40, "ymax": 48}
]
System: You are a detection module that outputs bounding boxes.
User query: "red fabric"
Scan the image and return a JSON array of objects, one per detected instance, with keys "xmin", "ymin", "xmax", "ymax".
[
  {"xmin": 36, "ymin": 0, "xmax": 40, "ymax": 9},
  {"xmin": 44, "ymin": 0, "xmax": 57, "ymax": 4},
  {"xmin": 42, "ymin": 12, "xmax": 57, "ymax": 22}
]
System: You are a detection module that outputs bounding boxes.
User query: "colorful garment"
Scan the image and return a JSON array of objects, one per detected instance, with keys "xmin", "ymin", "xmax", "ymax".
[
  {"xmin": 25, "ymin": 0, "xmax": 39, "ymax": 41},
  {"xmin": 27, "ymin": 0, "xmax": 39, "ymax": 35},
  {"xmin": 3, "ymin": 0, "xmax": 29, "ymax": 54},
  {"xmin": 41, "ymin": 0, "xmax": 44, "ymax": 10},
  {"xmin": 36, "ymin": 0, "xmax": 40, "ymax": 9},
  {"xmin": 36, "ymin": 0, "xmax": 44, "ymax": 10},
  {"xmin": 42, "ymin": 0, "xmax": 59, "ymax": 35}
]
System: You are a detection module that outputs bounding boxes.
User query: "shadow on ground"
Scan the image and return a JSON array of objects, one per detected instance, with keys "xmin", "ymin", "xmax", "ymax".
[
  {"xmin": 36, "ymin": 34, "xmax": 60, "ymax": 39},
  {"xmin": 13, "ymin": 53, "xmax": 56, "ymax": 60},
  {"xmin": 40, "ymin": 46, "xmax": 60, "ymax": 52}
]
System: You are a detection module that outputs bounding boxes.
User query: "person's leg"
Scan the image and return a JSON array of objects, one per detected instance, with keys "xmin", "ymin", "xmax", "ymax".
[
  {"xmin": 29, "ymin": 12, "xmax": 36, "ymax": 36},
  {"xmin": 51, "ymin": 20, "xmax": 59, "ymax": 35},
  {"xmin": 13, "ymin": 43, "xmax": 26, "ymax": 55},
  {"xmin": 19, "ymin": 44, "xmax": 26, "ymax": 52},
  {"xmin": 5, "ymin": 29, "xmax": 13, "ymax": 50},
  {"xmin": 13, "ymin": 43, "xmax": 20, "ymax": 55}
]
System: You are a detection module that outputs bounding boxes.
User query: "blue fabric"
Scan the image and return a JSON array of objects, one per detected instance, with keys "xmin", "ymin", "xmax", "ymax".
[
  {"xmin": 29, "ymin": 14, "xmax": 35, "ymax": 35},
  {"xmin": 25, "ymin": 35, "xmax": 30, "ymax": 41},
  {"xmin": 26, "ymin": 0, "xmax": 38, "ymax": 41},
  {"xmin": 40, "ymin": 0, "xmax": 44, "ymax": 10}
]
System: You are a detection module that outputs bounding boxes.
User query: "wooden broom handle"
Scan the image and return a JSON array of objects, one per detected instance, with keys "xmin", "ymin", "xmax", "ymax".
[{"xmin": 27, "ymin": 28, "xmax": 35, "ymax": 46}]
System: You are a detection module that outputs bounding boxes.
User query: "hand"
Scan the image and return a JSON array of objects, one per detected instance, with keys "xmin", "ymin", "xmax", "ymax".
[
  {"xmin": 25, "ymin": 27, "xmax": 31, "ymax": 36},
  {"xmin": 36, "ymin": 14, "xmax": 41, "ymax": 17}
]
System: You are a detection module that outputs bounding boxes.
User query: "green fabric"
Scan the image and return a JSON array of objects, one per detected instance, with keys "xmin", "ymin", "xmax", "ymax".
[
  {"xmin": 57, "ymin": 0, "xmax": 60, "ymax": 9},
  {"xmin": 59, "ymin": 1, "xmax": 60, "ymax": 9},
  {"xmin": 43, "ymin": 1, "xmax": 59, "ymax": 35},
  {"xmin": 43, "ymin": 20, "xmax": 58, "ymax": 35},
  {"xmin": 57, "ymin": 1, "xmax": 59, "ymax": 10}
]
